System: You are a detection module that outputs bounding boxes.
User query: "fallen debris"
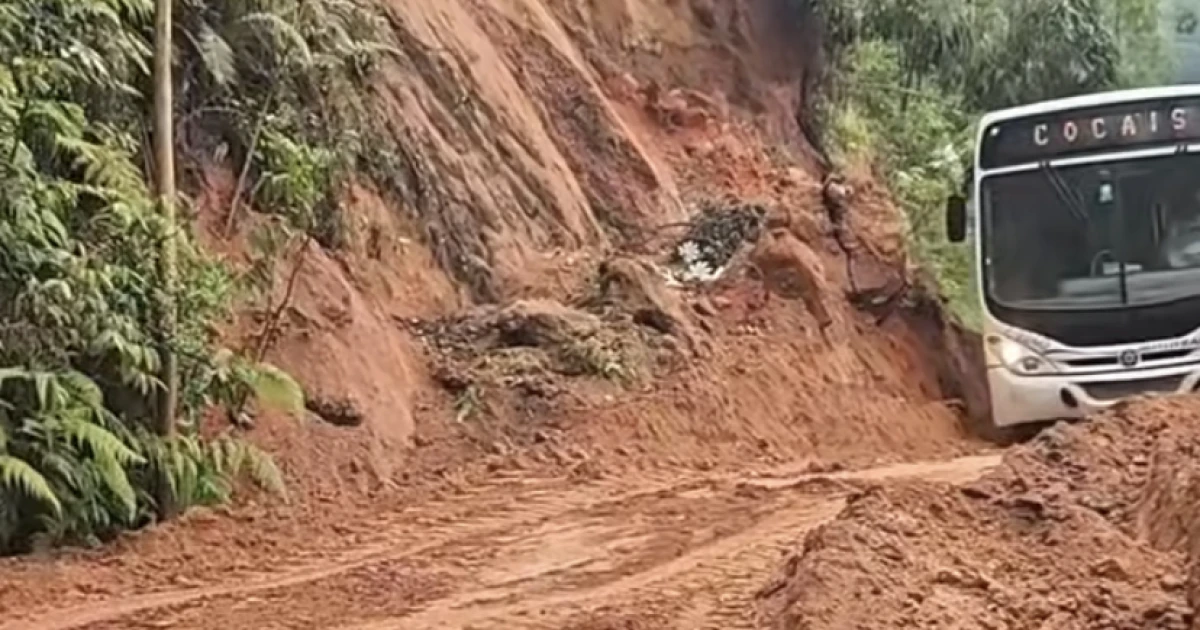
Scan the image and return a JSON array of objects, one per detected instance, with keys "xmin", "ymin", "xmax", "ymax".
[
  {"xmin": 594, "ymin": 256, "xmax": 699, "ymax": 349},
  {"xmin": 306, "ymin": 395, "xmax": 366, "ymax": 427},
  {"xmin": 760, "ymin": 396, "xmax": 1200, "ymax": 630},
  {"xmin": 407, "ymin": 297, "xmax": 664, "ymax": 417},
  {"xmin": 665, "ymin": 199, "xmax": 766, "ymax": 284},
  {"xmin": 746, "ymin": 220, "xmax": 833, "ymax": 333}
]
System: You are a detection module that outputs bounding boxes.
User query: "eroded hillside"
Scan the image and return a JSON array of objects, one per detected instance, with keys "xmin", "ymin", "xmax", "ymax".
[
  {"xmin": 0, "ymin": 0, "xmax": 1002, "ymax": 627},
  {"xmin": 225, "ymin": 0, "xmax": 987, "ymax": 491}
]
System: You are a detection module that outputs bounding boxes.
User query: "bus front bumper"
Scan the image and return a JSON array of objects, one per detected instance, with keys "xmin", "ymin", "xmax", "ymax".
[{"xmin": 988, "ymin": 363, "xmax": 1200, "ymax": 427}]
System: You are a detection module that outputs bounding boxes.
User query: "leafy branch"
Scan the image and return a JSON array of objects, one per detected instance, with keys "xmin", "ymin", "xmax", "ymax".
[{"xmin": 0, "ymin": 0, "xmax": 388, "ymax": 552}]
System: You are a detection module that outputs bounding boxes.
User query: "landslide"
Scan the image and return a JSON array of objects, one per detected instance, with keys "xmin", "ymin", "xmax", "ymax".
[
  {"xmin": 759, "ymin": 395, "xmax": 1200, "ymax": 630},
  {"xmin": 0, "ymin": 0, "xmax": 990, "ymax": 616},
  {"xmin": 233, "ymin": 0, "xmax": 987, "ymax": 487}
]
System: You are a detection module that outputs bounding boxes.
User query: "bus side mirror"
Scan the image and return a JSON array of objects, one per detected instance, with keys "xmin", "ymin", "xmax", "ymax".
[{"xmin": 946, "ymin": 195, "xmax": 967, "ymax": 243}]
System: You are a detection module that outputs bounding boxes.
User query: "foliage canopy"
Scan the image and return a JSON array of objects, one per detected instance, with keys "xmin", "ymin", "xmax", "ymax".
[
  {"xmin": 815, "ymin": 0, "xmax": 1173, "ymax": 324},
  {"xmin": 0, "ymin": 0, "xmax": 389, "ymax": 553}
]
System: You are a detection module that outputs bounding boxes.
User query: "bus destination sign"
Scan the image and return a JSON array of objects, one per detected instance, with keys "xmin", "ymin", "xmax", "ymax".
[{"xmin": 979, "ymin": 97, "xmax": 1200, "ymax": 169}]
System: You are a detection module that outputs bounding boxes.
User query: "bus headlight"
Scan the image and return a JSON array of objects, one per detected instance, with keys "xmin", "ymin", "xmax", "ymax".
[{"xmin": 991, "ymin": 336, "xmax": 1055, "ymax": 375}]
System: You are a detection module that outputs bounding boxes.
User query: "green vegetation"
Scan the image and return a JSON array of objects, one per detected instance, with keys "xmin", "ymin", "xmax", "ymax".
[
  {"xmin": 816, "ymin": 0, "xmax": 1174, "ymax": 326},
  {"xmin": 0, "ymin": 0, "xmax": 391, "ymax": 553}
]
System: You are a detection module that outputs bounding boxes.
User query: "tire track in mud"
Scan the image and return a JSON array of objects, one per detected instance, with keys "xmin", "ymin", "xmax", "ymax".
[
  {"xmin": 379, "ymin": 495, "xmax": 849, "ymax": 630},
  {"xmin": 0, "ymin": 475, "xmax": 723, "ymax": 630},
  {"xmin": 3, "ymin": 454, "xmax": 1000, "ymax": 630},
  {"xmin": 340, "ymin": 454, "xmax": 1000, "ymax": 630}
]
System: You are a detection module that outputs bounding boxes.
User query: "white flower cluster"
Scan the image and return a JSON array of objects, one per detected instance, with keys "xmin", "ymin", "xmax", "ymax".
[{"xmin": 672, "ymin": 240, "xmax": 726, "ymax": 283}]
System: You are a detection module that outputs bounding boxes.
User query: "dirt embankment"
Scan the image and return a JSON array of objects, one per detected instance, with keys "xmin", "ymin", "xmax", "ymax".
[
  {"xmin": 0, "ymin": 0, "xmax": 995, "ymax": 625},
  {"xmin": 760, "ymin": 396, "xmax": 1200, "ymax": 630},
  {"xmin": 202, "ymin": 0, "xmax": 988, "ymax": 500}
]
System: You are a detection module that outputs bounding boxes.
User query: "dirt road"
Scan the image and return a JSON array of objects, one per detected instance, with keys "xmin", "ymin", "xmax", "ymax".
[{"xmin": 1, "ymin": 453, "xmax": 999, "ymax": 630}]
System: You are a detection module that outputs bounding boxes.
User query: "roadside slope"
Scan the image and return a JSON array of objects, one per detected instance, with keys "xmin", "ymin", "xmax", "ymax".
[
  {"xmin": 760, "ymin": 396, "xmax": 1200, "ymax": 630},
  {"xmin": 216, "ymin": 0, "xmax": 986, "ymax": 494}
]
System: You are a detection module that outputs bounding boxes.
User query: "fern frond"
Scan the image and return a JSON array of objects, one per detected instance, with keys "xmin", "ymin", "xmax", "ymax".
[
  {"xmin": 33, "ymin": 372, "xmax": 52, "ymax": 410},
  {"xmin": 141, "ymin": 436, "xmax": 179, "ymax": 499},
  {"xmin": 38, "ymin": 451, "xmax": 80, "ymax": 490},
  {"xmin": 237, "ymin": 12, "xmax": 314, "ymax": 66},
  {"xmin": 61, "ymin": 41, "xmax": 114, "ymax": 87},
  {"xmin": 95, "ymin": 452, "xmax": 137, "ymax": 522},
  {"xmin": 55, "ymin": 136, "xmax": 146, "ymax": 196},
  {"xmin": 172, "ymin": 440, "xmax": 199, "ymax": 506},
  {"xmin": 61, "ymin": 418, "xmax": 144, "ymax": 467},
  {"xmin": 25, "ymin": 101, "xmax": 87, "ymax": 141},
  {"xmin": 193, "ymin": 22, "xmax": 237, "ymax": 87},
  {"xmin": 0, "ymin": 65, "xmax": 16, "ymax": 99},
  {"xmin": 241, "ymin": 442, "xmax": 287, "ymax": 499},
  {"xmin": 0, "ymin": 455, "xmax": 61, "ymax": 515},
  {"xmin": 60, "ymin": 370, "xmax": 104, "ymax": 409},
  {"xmin": 210, "ymin": 436, "xmax": 245, "ymax": 477},
  {"xmin": 0, "ymin": 367, "xmax": 28, "ymax": 390},
  {"xmin": 104, "ymin": 0, "xmax": 154, "ymax": 22}
]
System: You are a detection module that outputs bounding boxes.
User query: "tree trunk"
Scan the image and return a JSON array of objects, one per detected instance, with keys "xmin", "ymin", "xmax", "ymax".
[{"xmin": 152, "ymin": 0, "xmax": 178, "ymax": 517}]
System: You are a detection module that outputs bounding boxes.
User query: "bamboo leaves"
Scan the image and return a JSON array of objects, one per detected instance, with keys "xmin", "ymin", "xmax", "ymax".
[
  {"xmin": 191, "ymin": 23, "xmax": 238, "ymax": 88},
  {"xmin": 821, "ymin": 0, "xmax": 1165, "ymax": 111}
]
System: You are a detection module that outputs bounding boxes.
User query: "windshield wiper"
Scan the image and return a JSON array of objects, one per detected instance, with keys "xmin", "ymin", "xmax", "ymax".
[
  {"xmin": 1038, "ymin": 161, "xmax": 1088, "ymax": 223},
  {"xmin": 1036, "ymin": 159, "xmax": 1094, "ymax": 223}
]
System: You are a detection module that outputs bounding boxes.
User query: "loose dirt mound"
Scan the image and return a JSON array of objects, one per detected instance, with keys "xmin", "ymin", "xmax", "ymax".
[{"xmin": 760, "ymin": 396, "xmax": 1200, "ymax": 630}]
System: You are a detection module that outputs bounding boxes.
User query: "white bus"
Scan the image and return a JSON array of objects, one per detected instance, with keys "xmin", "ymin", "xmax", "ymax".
[{"xmin": 946, "ymin": 85, "xmax": 1200, "ymax": 428}]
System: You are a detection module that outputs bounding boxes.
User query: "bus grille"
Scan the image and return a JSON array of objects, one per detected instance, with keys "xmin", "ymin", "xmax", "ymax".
[
  {"xmin": 1079, "ymin": 375, "xmax": 1186, "ymax": 402},
  {"xmin": 1063, "ymin": 349, "xmax": 1194, "ymax": 369}
]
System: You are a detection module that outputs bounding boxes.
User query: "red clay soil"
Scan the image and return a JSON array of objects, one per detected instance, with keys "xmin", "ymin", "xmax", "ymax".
[
  {"xmin": 182, "ymin": 0, "xmax": 988, "ymax": 499},
  {"xmin": 242, "ymin": 0, "xmax": 982, "ymax": 486},
  {"xmin": 0, "ymin": 0, "xmax": 995, "ymax": 627},
  {"xmin": 759, "ymin": 395, "xmax": 1200, "ymax": 630}
]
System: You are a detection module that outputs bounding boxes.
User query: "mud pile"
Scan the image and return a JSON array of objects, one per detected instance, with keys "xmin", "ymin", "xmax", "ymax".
[{"xmin": 760, "ymin": 395, "xmax": 1200, "ymax": 630}]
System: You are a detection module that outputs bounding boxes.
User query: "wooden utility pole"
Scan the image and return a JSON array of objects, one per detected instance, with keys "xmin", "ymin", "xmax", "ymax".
[{"xmin": 152, "ymin": 0, "xmax": 179, "ymax": 516}]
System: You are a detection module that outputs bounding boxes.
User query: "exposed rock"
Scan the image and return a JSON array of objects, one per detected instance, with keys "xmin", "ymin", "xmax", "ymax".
[
  {"xmin": 747, "ymin": 226, "xmax": 832, "ymax": 331},
  {"xmin": 493, "ymin": 299, "xmax": 603, "ymax": 348},
  {"xmin": 596, "ymin": 256, "xmax": 699, "ymax": 350},
  {"xmin": 306, "ymin": 395, "xmax": 366, "ymax": 428}
]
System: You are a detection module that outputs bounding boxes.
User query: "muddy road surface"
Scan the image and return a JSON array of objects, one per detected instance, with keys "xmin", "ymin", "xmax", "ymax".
[{"xmin": 1, "ymin": 454, "xmax": 1000, "ymax": 630}]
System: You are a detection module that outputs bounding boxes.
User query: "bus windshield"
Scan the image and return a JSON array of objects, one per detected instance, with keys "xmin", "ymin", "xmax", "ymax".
[{"xmin": 981, "ymin": 152, "xmax": 1200, "ymax": 310}]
